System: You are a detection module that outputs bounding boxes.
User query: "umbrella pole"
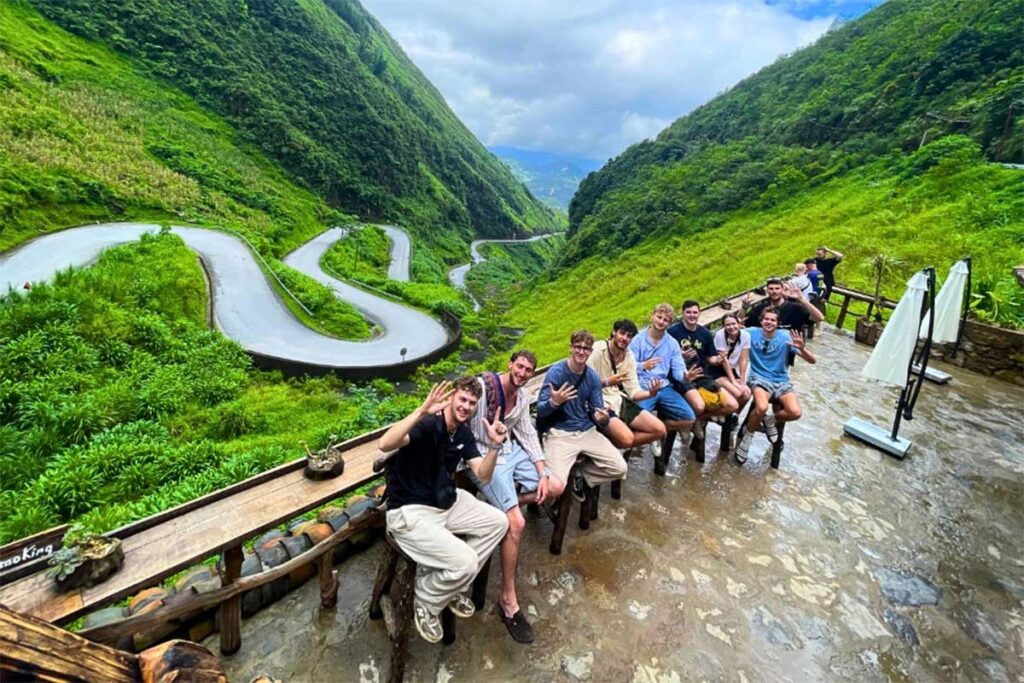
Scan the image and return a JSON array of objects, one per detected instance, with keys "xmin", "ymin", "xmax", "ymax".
[
  {"xmin": 890, "ymin": 267, "xmax": 936, "ymax": 441},
  {"xmin": 949, "ymin": 256, "xmax": 972, "ymax": 358}
]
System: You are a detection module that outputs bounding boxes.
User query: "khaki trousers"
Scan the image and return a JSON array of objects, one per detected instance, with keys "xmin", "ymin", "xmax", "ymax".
[
  {"xmin": 544, "ymin": 427, "xmax": 627, "ymax": 488},
  {"xmin": 386, "ymin": 489, "xmax": 508, "ymax": 615}
]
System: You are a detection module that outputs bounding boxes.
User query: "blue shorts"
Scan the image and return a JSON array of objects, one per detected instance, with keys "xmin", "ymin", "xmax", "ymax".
[
  {"xmin": 749, "ymin": 377, "xmax": 794, "ymax": 401},
  {"xmin": 466, "ymin": 444, "xmax": 542, "ymax": 512},
  {"xmin": 636, "ymin": 386, "xmax": 696, "ymax": 422}
]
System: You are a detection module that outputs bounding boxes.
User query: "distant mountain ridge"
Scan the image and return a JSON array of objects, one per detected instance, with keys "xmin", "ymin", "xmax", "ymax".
[
  {"xmin": 24, "ymin": 0, "xmax": 556, "ymax": 260},
  {"xmin": 490, "ymin": 146, "xmax": 600, "ymax": 211}
]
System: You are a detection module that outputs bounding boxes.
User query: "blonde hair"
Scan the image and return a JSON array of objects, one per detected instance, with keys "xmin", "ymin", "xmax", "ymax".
[
  {"xmin": 653, "ymin": 303, "xmax": 675, "ymax": 319},
  {"xmin": 794, "ymin": 263, "xmax": 807, "ymax": 275}
]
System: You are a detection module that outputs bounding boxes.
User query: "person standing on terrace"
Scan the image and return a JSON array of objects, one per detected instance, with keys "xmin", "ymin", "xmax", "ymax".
[
  {"xmin": 377, "ymin": 379, "xmax": 509, "ymax": 644},
  {"xmin": 742, "ymin": 277, "xmax": 824, "ymax": 331},
  {"xmin": 629, "ymin": 303, "xmax": 700, "ymax": 458},
  {"xmin": 733, "ymin": 309, "xmax": 816, "ymax": 464},
  {"xmin": 466, "ymin": 350, "xmax": 563, "ymax": 644},
  {"xmin": 537, "ymin": 330, "xmax": 626, "ymax": 503},
  {"xmin": 587, "ymin": 319, "xmax": 668, "ymax": 450},
  {"xmin": 815, "ymin": 245, "xmax": 844, "ymax": 300}
]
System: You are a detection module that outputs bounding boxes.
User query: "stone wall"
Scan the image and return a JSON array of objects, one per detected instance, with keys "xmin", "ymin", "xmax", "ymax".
[{"xmin": 937, "ymin": 319, "xmax": 1024, "ymax": 385}]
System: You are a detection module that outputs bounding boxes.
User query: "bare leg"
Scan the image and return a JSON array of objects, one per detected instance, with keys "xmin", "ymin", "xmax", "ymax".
[
  {"xmin": 603, "ymin": 416, "xmax": 636, "ymax": 448},
  {"xmin": 774, "ymin": 392, "xmax": 803, "ymax": 422},
  {"xmin": 627, "ymin": 410, "xmax": 667, "ymax": 446},
  {"xmin": 704, "ymin": 390, "xmax": 738, "ymax": 417},
  {"xmin": 746, "ymin": 388, "xmax": 771, "ymax": 432},
  {"xmin": 684, "ymin": 389, "xmax": 705, "ymax": 418},
  {"xmin": 498, "ymin": 507, "xmax": 526, "ymax": 617}
]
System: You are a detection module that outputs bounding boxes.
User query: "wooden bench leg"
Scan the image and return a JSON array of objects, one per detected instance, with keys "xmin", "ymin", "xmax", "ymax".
[
  {"xmin": 370, "ymin": 542, "xmax": 398, "ymax": 621},
  {"xmin": 471, "ymin": 557, "xmax": 491, "ymax": 611},
  {"xmin": 441, "ymin": 608, "xmax": 456, "ymax": 646},
  {"xmin": 318, "ymin": 552, "xmax": 338, "ymax": 609},
  {"xmin": 655, "ymin": 431, "xmax": 676, "ymax": 475},
  {"xmin": 719, "ymin": 415, "xmax": 736, "ymax": 453},
  {"xmin": 589, "ymin": 485, "xmax": 600, "ymax": 521},
  {"xmin": 611, "ymin": 479, "xmax": 622, "ymax": 500},
  {"xmin": 835, "ymin": 295, "xmax": 851, "ymax": 329},
  {"xmin": 578, "ymin": 489, "xmax": 592, "ymax": 531},
  {"xmin": 219, "ymin": 544, "xmax": 243, "ymax": 656},
  {"xmin": 691, "ymin": 422, "xmax": 706, "ymax": 463},
  {"xmin": 549, "ymin": 487, "xmax": 573, "ymax": 555},
  {"xmin": 388, "ymin": 559, "xmax": 416, "ymax": 683}
]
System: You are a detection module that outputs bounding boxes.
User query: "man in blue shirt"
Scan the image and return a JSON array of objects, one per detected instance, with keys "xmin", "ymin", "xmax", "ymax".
[
  {"xmin": 734, "ymin": 309, "xmax": 816, "ymax": 463},
  {"xmin": 537, "ymin": 330, "xmax": 626, "ymax": 502},
  {"xmin": 629, "ymin": 303, "xmax": 700, "ymax": 466}
]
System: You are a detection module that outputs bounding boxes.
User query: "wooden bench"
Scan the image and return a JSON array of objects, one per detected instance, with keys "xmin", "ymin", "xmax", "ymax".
[
  {"xmin": 0, "ymin": 428, "xmax": 391, "ymax": 655},
  {"xmin": 830, "ymin": 284, "xmax": 897, "ymax": 330}
]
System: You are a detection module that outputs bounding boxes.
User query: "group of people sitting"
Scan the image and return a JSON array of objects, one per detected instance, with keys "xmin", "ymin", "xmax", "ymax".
[{"xmin": 376, "ymin": 257, "xmax": 839, "ymax": 647}]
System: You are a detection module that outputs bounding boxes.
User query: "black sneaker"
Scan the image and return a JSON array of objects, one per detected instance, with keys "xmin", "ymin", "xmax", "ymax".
[
  {"xmin": 496, "ymin": 604, "xmax": 535, "ymax": 644},
  {"xmin": 570, "ymin": 473, "xmax": 587, "ymax": 503}
]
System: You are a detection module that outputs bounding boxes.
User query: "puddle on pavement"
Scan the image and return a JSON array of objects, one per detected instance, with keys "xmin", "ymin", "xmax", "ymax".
[{"xmin": 209, "ymin": 329, "xmax": 1024, "ymax": 682}]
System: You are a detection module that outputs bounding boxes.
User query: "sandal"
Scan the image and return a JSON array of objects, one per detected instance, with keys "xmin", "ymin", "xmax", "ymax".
[{"xmin": 496, "ymin": 604, "xmax": 535, "ymax": 644}]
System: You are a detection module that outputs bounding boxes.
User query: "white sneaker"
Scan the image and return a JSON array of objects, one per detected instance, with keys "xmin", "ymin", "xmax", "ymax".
[
  {"xmin": 413, "ymin": 599, "xmax": 443, "ymax": 643},
  {"xmin": 448, "ymin": 593, "xmax": 476, "ymax": 618}
]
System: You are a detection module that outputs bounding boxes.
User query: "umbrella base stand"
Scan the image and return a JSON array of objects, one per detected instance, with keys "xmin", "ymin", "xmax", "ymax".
[
  {"xmin": 843, "ymin": 417, "xmax": 913, "ymax": 460},
  {"xmin": 911, "ymin": 363, "xmax": 952, "ymax": 385}
]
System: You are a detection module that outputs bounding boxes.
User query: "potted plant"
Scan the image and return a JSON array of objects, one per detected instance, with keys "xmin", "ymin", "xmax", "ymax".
[
  {"xmin": 46, "ymin": 526, "xmax": 125, "ymax": 592},
  {"xmin": 855, "ymin": 252, "xmax": 903, "ymax": 346},
  {"xmin": 303, "ymin": 439, "xmax": 345, "ymax": 480}
]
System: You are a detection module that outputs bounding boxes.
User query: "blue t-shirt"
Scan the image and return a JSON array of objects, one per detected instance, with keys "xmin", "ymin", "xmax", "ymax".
[
  {"xmin": 537, "ymin": 360, "xmax": 605, "ymax": 433},
  {"xmin": 747, "ymin": 327, "xmax": 794, "ymax": 384}
]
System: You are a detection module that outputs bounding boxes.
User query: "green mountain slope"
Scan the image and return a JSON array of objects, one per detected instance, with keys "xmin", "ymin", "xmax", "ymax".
[
  {"xmin": 508, "ymin": 0, "xmax": 1023, "ymax": 360},
  {"xmin": 565, "ymin": 0, "xmax": 1022, "ymax": 267},
  {"xmin": 26, "ymin": 0, "xmax": 556, "ymax": 262}
]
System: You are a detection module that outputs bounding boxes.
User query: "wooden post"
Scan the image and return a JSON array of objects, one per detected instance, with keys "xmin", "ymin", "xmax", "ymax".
[
  {"xmin": 370, "ymin": 542, "xmax": 398, "ymax": 621},
  {"xmin": 835, "ymin": 294, "xmax": 852, "ymax": 330},
  {"xmin": 388, "ymin": 558, "xmax": 416, "ymax": 683},
  {"xmin": 441, "ymin": 607, "xmax": 456, "ymax": 646},
  {"xmin": 770, "ymin": 422, "xmax": 786, "ymax": 470},
  {"xmin": 318, "ymin": 552, "xmax": 338, "ymax": 609},
  {"xmin": 610, "ymin": 479, "xmax": 622, "ymax": 500},
  {"xmin": 692, "ymin": 423, "xmax": 706, "ymax": 463},
  {"xmin": 471, "ymin": 557, "xmax": 491, "ymax": 611},
  {"xmin": 549, "ymin": 487, "xmax": 573, "ymax": 555},
  {"xmin": 589, "ymin": 485, "xmax": 600, "ymax": 521},
  {"xmin": 219, "ymin": 544, "xmax": 243, "ymax": 656},
  {"xmin": 578, "ymin": 490, "xmax": 592, "ymax": 531}
]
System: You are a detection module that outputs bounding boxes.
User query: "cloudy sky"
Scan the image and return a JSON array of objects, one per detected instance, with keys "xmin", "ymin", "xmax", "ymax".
[{"xmin": 360, "ymin": 0, "xmax": 876, "ymax": 160}]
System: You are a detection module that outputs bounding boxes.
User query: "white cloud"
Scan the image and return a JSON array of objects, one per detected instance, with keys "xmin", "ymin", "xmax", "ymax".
[{"xmin": 359, "ymin": 0, "xmax": 849, "ymax": 159}]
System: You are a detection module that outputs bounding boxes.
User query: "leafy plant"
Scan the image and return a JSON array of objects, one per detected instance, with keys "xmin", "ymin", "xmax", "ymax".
[{"xmin": 861, "ymin": 252, "xmax": 905, "ymax": 322}]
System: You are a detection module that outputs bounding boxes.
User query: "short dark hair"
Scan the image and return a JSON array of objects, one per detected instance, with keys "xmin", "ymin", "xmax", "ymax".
[
  {"xmin": 681, "ymin": 299, "xmax": 700, "ymax": 311},
  {"xmin": 509, "ymin": 349, "xmax": 537, "ymax": 369},
  {"xmin": 804, "ymin": 258, "xmax": 817, "ymax": 266},
  {"xmin": 612, "ymin": 319, "xmax": 638, "ymax": 336},
  {"xmin": 452, "ymin": 376, "xmax": 483, "ymax": 399},
  {"xmin": 759, "ymin": 308, "xmax": 780, "ymax": 322},
  {"xmin": 766, "ymin": 277, "xmax": 784, "ymax": 286},
  {"xmin": 570, "ymin": 329, "xmax": 595, "ymax": 347}
]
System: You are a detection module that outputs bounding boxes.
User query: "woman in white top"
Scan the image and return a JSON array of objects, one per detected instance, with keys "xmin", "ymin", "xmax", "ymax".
[
  {"xmin": 711, "ymin": 313, "xmax": 752, "ymax": 407},
  {"xmin": 792, "ymin": 263, "xmax": 813, "ymax": 299}
]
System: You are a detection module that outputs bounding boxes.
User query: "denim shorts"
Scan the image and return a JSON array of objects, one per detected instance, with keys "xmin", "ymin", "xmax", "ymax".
[
  {"xmin": 636, "ymin": 385, "xmax": 696, "ymax": 422},
  {"xmin": 466, "ymin": 443, "xmax": 543, "ymax": 512},
  {"xmin": 749, "ymin": 377, "xmax": 794, "ymax": 400}
]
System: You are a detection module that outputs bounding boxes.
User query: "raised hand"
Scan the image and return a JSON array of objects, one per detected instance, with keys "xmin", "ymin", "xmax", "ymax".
[
  {"xmin": 603, "ymin": 371, "xmax": 628, "ymax": 387},
  {"xmin": 592, "ymin": 406, "xmax": 611, "ymax": 427},
  {"xmin": 483, "ymin": 412, "xmax": 508, "ymax": 445},
  {"xmin": 685, "ymin": 365, "xmax": 704, "ymax": 382},
  {"xmin": 783, "ymin": 282, "xmax": 803, "ymax": 300},
  {"xmin": 641, "ymin": 356, "xmax": 662, "ymax": 371},
  {"xmin": 788, "ymin": 330, "xmax": 806, "ymax": 351},
  {"xmin": 682, "ymin": 346, "xmax": 697, "ymax": 361},
  {"xmin": 741, "ymin": 291, "xmax": 754, "ymax": 306},
  {"xmin": 420, "ymin": 381, "xmax": 453, "ymax": 415},
  {"xmin": 549, "ymin": 381, "xmax": 578, "ymax": 407}
]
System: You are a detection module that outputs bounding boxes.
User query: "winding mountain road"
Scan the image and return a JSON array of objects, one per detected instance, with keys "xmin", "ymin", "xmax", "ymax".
[
  {"xmin": 447, "ymin": 234, "xmax": 563, "ymax": 306},
  {"xmin": 0, "ymin": 222, "xmax": 450, "ymax": 370}
]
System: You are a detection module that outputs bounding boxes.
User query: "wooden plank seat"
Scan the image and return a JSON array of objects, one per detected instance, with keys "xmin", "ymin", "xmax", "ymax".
[{"xmin": 0, "ymin": 427, "xmax": 391, "ymax": 655}]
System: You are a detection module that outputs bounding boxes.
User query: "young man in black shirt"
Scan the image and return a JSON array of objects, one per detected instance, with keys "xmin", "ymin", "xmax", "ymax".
[
  {"xmin": 377, "ymin": 378, "xmax": 509, "ymax": 644},
  {"xmin": 667, "ymin": 300, "xmax": 739, "ymax": 442},
  {"xmin": 742, "ymin": 278, "xmax": 824, "ymax": 331},
  {"xmin": 815, "ymin": 245, "xmax": 844, "ymax": 300}
]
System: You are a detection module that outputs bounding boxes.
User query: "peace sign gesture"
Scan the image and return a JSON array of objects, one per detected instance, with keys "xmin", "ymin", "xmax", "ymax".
[
  {"xmin": 483, "ymin": 412, "xmax": 508, "ymax": 446},
  {"xmin": 419, "ymin": 381, "xmax": 453, "ymax": 415}
]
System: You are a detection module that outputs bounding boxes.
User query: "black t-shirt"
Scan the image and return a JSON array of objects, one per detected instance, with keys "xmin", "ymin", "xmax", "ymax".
[
  {"xmin": 816, "ymin": 257, "xmax": 840, "ymax": 288},
  {"xmin": 667, "ymin": 322, "xmax": 716, "ymax": 373},
  {"xmin": 744, "ymin": 300, "xmax": 811, "ymax": 331},
  {"xmin": 386, "ymin": 413, "xmax": 480, "ymax": 510}
]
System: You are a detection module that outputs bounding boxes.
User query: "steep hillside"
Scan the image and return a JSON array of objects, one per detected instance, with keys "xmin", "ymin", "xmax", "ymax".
[
  {"xmin": 565, "ymin": 0, "xmax": 1022, "ymax": 267},
  {"xmin": 26, "ymin": 0, "xmax": 557, "ymax": 265}
]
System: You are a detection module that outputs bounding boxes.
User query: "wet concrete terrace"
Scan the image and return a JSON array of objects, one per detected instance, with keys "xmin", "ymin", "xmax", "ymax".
[{"xmin": 209, "ymin": 329, "xmax": 1024, "ymax": 682}]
